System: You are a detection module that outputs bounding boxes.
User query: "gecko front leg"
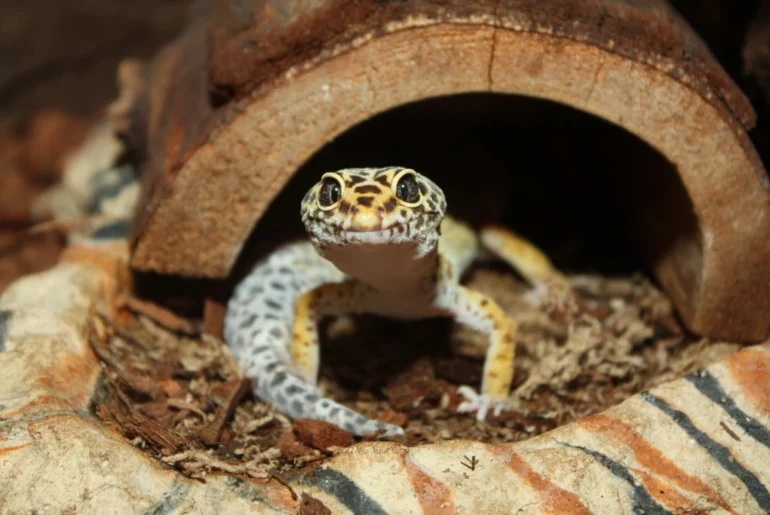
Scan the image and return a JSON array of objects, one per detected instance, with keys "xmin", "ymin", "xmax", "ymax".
[
  {"xmin": 436, "ymin": 258, "xmax": 518, "ymax": 421},
  {"xmin": 290, "ymin": 280, "xmax": 365, "ymax": 384},
  {"xmin": 255, "ymin": 279, "xmax": 403, "ymax": 437},
  {"xmin": 287, "ymin": 280, "xmax": 406, "ymax": 436}
]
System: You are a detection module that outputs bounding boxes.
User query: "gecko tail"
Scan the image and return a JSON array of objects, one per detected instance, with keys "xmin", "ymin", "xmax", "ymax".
[
  {"xmin": 224, "ymin": 242, "xmax": 403, "ymax": 438},
  {"xmin": 229, "ymin": 322, "xmax": 403, "ymax": 438},
  {"xmin": 249, "ymin": 358, "xmax": 404, "ymax": 438}
]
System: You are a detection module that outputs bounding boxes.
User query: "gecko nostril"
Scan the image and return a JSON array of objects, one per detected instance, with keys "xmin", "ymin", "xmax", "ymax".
[{"xmin": 376, "ymin": 206, "xmax": 385, "ymax": 219}]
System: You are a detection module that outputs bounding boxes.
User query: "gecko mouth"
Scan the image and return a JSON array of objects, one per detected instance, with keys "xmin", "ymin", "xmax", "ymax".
[{"xmin": 338, "ymin": 225, "xmax": 406, "ymax": 243}]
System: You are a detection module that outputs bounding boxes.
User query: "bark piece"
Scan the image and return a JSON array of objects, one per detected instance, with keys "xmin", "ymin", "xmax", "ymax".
[{"xmin": 293, "ymin": 419, "xmax": 354, "ymax": 451}]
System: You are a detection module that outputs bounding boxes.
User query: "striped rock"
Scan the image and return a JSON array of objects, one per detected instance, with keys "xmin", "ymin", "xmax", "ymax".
[
  {"xmin": 0, "ymin": 245, "xmax": 296, "ymax": 513},
  {"xmin": 1, "ymin": 239, "xmax": 769, "ymax": 513},
  {"xmin": 294, "ymin": 351, "xmax": 770, "ymax": 514}
]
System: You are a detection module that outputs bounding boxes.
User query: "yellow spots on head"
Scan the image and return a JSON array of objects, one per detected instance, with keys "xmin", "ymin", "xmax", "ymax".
[{"xmin": 301, "ymin": 167, "xmax": 447, "ymax": 256}]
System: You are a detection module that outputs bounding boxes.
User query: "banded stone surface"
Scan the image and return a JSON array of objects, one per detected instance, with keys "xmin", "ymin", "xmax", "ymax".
[{"xmin": 1, "ymin": 241, "xmax": 768, "ymax": 512}]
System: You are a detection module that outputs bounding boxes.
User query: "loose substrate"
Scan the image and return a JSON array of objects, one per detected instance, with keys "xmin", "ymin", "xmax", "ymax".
[
  {"xmin": 2, "ymin": 129, "xmax": 770, "ymax": 513},
  {"xmin": 92, "ymin": 263, "xmax": 736, "ymax": 470}
]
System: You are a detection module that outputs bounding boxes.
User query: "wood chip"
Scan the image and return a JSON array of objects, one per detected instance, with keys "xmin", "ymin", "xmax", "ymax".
[
  {"xmin": 120, "ymin": 294, "xmax": 198, "ymax": 334},
  {"xmin": 88, "ymin": 327, "xmax": 161, "ymax": 400},
  {"xmin": 197, "ymin": 378, "xmax": 250, "ymax": 445},
  {"xmin": 108, "ymin": 383, "xmax": 190, "ymax": 454},
  {"xmin": 298, "ymin": 493, "xmax": 331, "ymax": 515},
  {"xmin": 293, "ymin": 419, "xmax": 353, "ymax": 451},
  {"xmin": 167, "ymin": 398, "xmax": 208, "ymax": 420}
]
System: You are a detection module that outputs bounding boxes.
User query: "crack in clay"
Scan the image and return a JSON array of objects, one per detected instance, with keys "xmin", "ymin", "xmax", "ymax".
[{"xmin": 487, "ymin": 27, "xmax": 498, "ymax": 90}]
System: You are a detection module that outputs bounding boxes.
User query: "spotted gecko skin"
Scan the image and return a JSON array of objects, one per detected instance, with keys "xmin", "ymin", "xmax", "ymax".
[
  {"xmin": 223, "ymin": 243, "xmax": 387, "ymax": 433},
  {"xmin": 225, "ymin": 167, "xmax": 560, "ymax": 437}
]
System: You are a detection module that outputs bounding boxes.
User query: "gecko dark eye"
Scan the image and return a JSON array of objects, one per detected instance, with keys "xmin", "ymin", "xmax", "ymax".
[
  {"xmin": 318, "ymin": 176, "xmax": 343, "ymax": 208},
  {"xmin": 394, "ymin": 173, "xmax": 420, "ymax": 204}
]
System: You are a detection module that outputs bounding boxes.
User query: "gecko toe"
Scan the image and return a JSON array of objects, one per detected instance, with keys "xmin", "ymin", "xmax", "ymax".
[{"xmin": 456, "ymin": 386, "xmax": 512, "ymax": 421}]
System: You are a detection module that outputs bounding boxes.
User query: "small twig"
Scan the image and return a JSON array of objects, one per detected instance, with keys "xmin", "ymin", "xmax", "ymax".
[
  {"xmin": 291, "ymin": 451, "xmax": 325, "ymax": 466},
  {"xmin": 162, "ymin": 450, "xmax": 198, "ymax": 466},
  {"xmin": 25, "ymin": 217, "xmax": 87, "ymax": 235},
  {"xmin": 720, "ymin": 420, "xmax": 741, "ymax": 441},
  {"xmin": 243, "ymin": 414, "xmax": 276, "ymax": 434},
  {"xmin": 162, "ymin": 448, "xmax": 281, "ymax": 479},
  {"xmin": 119, "ymin": 294, "xmax": 199, "ymax": 335},
  {"xmin": 166, "ymin": 398, "xmax": 208, "ymax": 420},
  {"xmin": 0, "ymin": 217, "xmax": 80, "ymax": 254},
  {"xmin": 198, "ymin": 378, "xmax": 251, "ymax": 445},
  {"xmin": 0, "ymin": 215, "xmax": 121, "ymax": 256},
  {"xmin": 162, "ymin": 450, "xmax": 247, "ymax": 474},
  {"xmin": 267, "ymin": 470, "xmax": 299, "ymax": 501}
]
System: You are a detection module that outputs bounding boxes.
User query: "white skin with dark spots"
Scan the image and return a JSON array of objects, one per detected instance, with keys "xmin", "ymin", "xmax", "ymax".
[{"xmin": 225, "ymin": 167, "xmax": 538, "ymax": 437}]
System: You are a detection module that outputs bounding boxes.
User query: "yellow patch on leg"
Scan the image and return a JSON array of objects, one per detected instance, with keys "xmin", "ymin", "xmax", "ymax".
[
  {"xmin": 458, "ymin": 287, "xmax": 518, "ymax": 400},
  {"xmin": 479, "ymin": 298, "xmax": 517, "ymax": 400},
  {"xmin": 481, "ymin": 318, "xmax": 517, "ymax": 400},
  {"xmin": 291, "ymin": 290, "xmax": 321, "ymax": 384},
  {"xmin": 290, "ymin": 281, "xmax": 362, "ymax": 385}
]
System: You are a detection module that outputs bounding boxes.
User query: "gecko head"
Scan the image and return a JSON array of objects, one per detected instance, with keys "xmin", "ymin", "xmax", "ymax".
[{"xmin": 300, "ymin": 167, "xmax": 447, "ymax": 259}]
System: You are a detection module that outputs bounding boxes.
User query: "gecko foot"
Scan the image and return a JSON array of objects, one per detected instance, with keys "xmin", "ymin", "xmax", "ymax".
[{"xmin": 456, "ymin": 386, "xmax": 512, "ymax": 421}]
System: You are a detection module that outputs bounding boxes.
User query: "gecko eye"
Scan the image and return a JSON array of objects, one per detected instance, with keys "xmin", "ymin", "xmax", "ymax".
[
  {"xmin": 393, "ymin": 172, "xmax": 421, "ymax": 205},
  {"xmin": 318, "ymin": 174, "xmax": 344, "ymax": 209}
]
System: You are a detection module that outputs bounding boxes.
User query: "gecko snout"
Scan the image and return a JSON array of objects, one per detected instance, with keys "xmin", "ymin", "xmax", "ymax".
[{"xmin": 349, "ymin": 206, "xmax": 382, "ymax": 230}]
